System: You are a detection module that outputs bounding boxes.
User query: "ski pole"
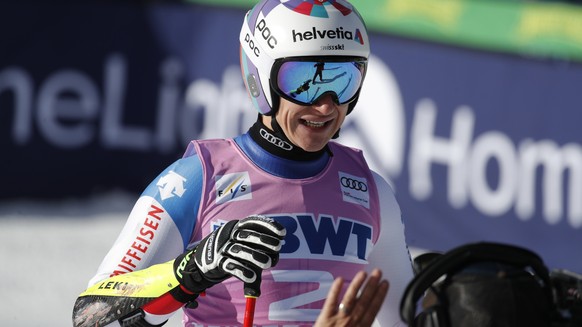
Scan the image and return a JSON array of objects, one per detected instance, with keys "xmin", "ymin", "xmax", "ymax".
[
  {"xmin": 243, "ymin": 295, "xmax": 257, "ymax": 327},
  {"xmin": 243, "ymin": 277, "xmax": 261, "ymax": 327}
]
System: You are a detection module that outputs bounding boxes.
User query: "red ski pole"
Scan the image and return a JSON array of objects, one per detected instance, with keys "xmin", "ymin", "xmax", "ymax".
[
  {"xmin": 243, "ymin": 296, "xmax": 257, "ymax": 327},
  {"xmin": 243, "ymin": 274, "xmax": 262, "ymax": 327}
]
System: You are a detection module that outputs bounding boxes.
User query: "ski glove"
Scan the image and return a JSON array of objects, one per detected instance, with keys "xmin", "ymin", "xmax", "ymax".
[{"xmin": 173, "ymin": 215, "xmax": 286, "ymax": 298}]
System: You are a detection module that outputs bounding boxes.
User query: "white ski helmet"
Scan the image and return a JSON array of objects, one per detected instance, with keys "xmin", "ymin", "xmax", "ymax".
[{"xmin": 239, "ymin": 0, "xmax": 370, "ymax": 116}]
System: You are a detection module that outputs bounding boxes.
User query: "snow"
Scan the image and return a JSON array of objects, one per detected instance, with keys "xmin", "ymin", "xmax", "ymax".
[{"xmin": 0, "ymin": 191, "xmax": 183, "ymax": 327}]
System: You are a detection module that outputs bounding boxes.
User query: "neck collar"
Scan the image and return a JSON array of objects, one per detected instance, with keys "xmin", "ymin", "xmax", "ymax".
[{"xmin": 248, "ymin": 117, "xmax": 330, "ymax": 161}]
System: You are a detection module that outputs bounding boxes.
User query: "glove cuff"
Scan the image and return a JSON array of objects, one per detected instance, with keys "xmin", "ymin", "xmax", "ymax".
[{"xmin": 169, "ymin": 285, "xmax": 199, "ymax": 304}]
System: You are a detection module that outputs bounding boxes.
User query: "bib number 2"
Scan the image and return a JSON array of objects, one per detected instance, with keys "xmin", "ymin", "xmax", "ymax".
[{"xmin": 268, "ymin": 270, "xmax": 335, "ymax": 322}]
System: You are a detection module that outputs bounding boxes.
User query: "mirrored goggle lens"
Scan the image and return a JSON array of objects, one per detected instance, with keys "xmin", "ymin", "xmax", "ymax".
[{"xmin": 275, "ymin": 60, "xmax": 366, "ymax": 105}]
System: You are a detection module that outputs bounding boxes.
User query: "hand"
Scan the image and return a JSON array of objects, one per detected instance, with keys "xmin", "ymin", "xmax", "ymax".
[
  {"xmin": 173, "ymin": 215, "xmax": 286, "ymax": 297},
  {"xmin": 314, "ymin": 269, "xmax": 389, "ymax": 327}
]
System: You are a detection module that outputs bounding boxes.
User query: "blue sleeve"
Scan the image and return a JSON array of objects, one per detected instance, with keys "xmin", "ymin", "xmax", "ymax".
[{"xmin": 140, "ymin": 153, "xmax": 204, "ymax": 250}]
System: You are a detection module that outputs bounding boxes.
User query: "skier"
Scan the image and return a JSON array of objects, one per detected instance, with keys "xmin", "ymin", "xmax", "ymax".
[
  {"xmin": 312, "ymin": 62, "xmax": 325, "ymax": 83},
  {"xmin": 73, "ymin": 0, "xmax": 413, "ymax": 326}
]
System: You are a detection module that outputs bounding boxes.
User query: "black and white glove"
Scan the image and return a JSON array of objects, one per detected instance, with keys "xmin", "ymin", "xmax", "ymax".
[{"xmin": 173, "ymin": 215, "xmax": 286, "ymax": 299}]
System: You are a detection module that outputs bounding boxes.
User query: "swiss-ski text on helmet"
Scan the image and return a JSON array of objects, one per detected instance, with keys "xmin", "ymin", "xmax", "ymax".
[
  {"xmin": 292, "ymin": 26, "xmax": 353, "ymax": 43},
  {"xmin": 321, "ymin": 44, "xmax": 345, "ymax": 51}
]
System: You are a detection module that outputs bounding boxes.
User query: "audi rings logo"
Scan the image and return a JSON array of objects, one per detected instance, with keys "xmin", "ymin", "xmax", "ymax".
[
  {"xmin": 339, "ymin": 172, "xmax": 370, "ymax": 208},
  {"xmin": 341, "ymin": 176, "xmax": 368, "ymax": 192},
  {"xmin": 260, "ymin": 128, "xmax": 293, "ymax": 151}
]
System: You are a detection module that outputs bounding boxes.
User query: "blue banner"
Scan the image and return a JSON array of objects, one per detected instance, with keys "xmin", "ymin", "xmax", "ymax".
[
  {"xmin": 349, "ymin": 35, "xmax": 582, "ymax": 274},
  {"xmin": 0, "ymin": 3, "xmax": 247, "ymax": 198},
  {"xmin": 1, "ymin": 3, "xmax": 580, "ymax": 273}
]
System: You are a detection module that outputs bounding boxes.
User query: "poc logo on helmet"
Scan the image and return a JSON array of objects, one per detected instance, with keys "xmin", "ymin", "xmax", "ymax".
[
  {"xmin": 256, "ymin": 19, "xmax": 277, "ymax": 49},
  {"xmin": 244, "ymin": 33, "xmax": 261, "ymax": 57},
  {"xmin": 243, "ymin": 19, "xmax": 278, "ymax": 58}
]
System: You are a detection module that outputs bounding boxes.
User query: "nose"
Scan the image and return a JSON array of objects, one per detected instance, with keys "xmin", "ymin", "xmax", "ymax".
[{"xmin": 312, "ymin": 93, "xmax": 339, "ymax": 115}]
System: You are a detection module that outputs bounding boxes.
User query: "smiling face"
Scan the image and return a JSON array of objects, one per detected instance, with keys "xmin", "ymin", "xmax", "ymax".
[{"xmin": 262, "ymin": 94, "xmax": 349, "ymax": 152}]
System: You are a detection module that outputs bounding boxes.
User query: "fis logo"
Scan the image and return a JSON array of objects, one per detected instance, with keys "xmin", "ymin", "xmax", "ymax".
[
  {"xmin": 215, "ymin": 172, "xmax": 252, "ymax": 204},
  {"xmin": 271, "ymin": 213, "xmax": 373, "ymax": 263},
  {"xmin": 339, "ymin": 172, "xmax": 370, "ymax": 208}
]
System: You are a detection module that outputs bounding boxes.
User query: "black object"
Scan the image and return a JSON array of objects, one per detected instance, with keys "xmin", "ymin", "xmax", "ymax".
[{"xmin": 400, "ymin": 242, "xmax": 554, "ymax": 327}]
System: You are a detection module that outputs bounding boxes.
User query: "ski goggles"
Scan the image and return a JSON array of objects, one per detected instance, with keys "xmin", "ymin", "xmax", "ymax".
[{"xmin": 270, "ymin": 56, "xmax": 367, "ymax": 106}]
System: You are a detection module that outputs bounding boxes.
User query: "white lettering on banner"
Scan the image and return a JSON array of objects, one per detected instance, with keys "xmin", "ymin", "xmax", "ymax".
[
  {"xmin": 100, "ymin": 54, "xmax": 150, "ymax": 150},
  {"xmin": 38, "ymin": 70, "xmax": 100, "ymax": 147},
  {"xmin": 408, "ymin": 98, "xmax": 582, "ymax": 228},
  {"xmin": 0, "ymin": 68, "xmax": 33, "ymax": 144},
  {"xmin": 4, "ymin": 51, "xmax": 582, "ymax": 229},
  {"xmin": 0, "ymin": 53, "xmax": 255, "ymax": 152},
  {"xmin": 339, "ymin": 55, "xmax": 405, "ymax": 179},
  {"xmin": 408, "ymin": 99, "xmax": 474, "ymax": 206},
  {"xmin": 471, "ymin": 131, "xmax": 517, "ymax": 216},
  {"xmin": 183, "ymin": 65, "xmax": 255, "ymax": 141},
  {"xmin": 516, "ymin": 140, "xmax": 582, "ymax": 227},
  {"xmin": 155, "ymin": 57, "xmax": 183, "ymax": 153},
  {"xmin": 1, "ymin": 67, "xmax": 100, "ymax": 148}
]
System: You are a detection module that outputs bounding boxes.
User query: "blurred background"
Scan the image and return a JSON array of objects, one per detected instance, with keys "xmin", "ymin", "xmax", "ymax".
[{"xmin": 2, "ymin": 0, "xmax": 582, "ymax": 325}]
